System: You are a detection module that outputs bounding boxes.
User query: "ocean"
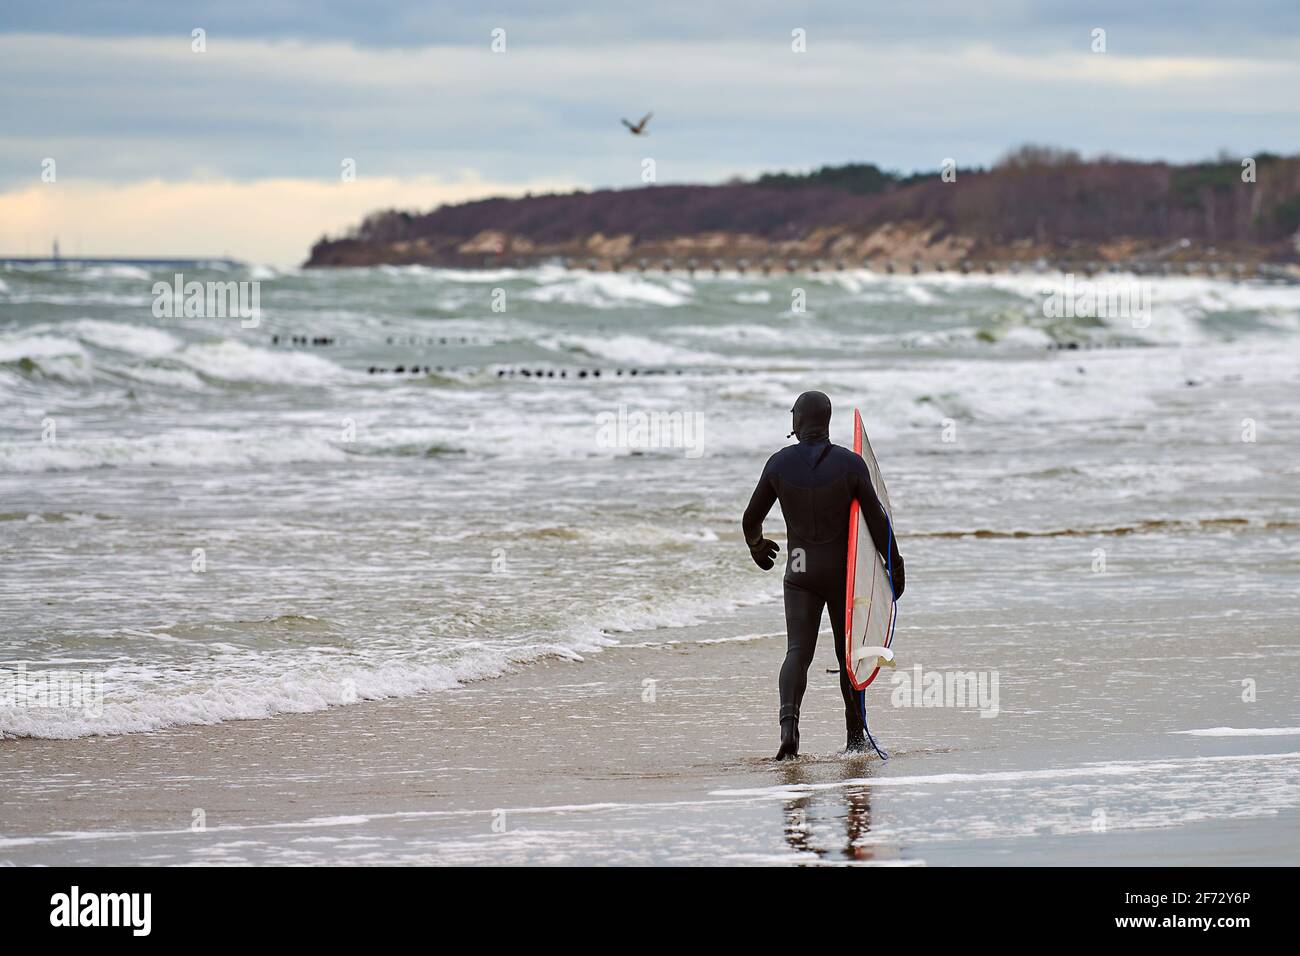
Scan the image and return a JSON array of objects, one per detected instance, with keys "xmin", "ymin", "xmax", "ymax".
[{"xmin": 2, "ymin": 261, "xmax": 1298, "ymax": 864}]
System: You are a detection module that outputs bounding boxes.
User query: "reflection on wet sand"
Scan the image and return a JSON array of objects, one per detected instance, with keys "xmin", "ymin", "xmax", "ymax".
[{"xmin": 776, "ymin": 757, "xmax": 893, "ymax": 862}]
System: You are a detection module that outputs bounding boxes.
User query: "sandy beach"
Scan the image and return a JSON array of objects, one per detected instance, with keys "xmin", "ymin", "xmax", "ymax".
[{"xmin": 5, "ymin": 588, "xmax": 1298, "ymax": 866}]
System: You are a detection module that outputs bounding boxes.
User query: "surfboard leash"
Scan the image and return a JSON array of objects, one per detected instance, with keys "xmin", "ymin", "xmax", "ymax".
[{"xmin": 860, "ymin": 690, "xmax": 889, "ymax": 761}]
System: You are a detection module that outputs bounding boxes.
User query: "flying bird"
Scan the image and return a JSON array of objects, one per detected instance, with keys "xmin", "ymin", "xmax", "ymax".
[{"xmin": 621, "ymin": 112, "xmax": 653, "ymax": 136}]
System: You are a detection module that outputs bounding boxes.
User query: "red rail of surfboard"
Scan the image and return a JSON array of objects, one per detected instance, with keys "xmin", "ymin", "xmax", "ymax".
[{"xmin": 844, "ymin": 408, "xmax": 883, "ymax": 690}]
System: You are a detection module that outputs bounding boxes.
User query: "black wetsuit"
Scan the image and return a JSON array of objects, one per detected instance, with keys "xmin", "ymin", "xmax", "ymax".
[{"xmin": 742, "ymin": 399, "xmax": 904, "ymax": 746}]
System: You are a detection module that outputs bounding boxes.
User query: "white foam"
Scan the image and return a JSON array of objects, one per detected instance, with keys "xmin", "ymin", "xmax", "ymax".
[
  {"xmin": 0, "ymin": 334, "xmax": 93, "ymax": 383},
  {"xmin": 710, "ymin": 751, "xmax": 1300, "ymax": 798},
  {"xmin": 0, "ymin": 431, "xmax": 349, "ymax": 473},
  {"xmin": 0, "ymin": 334, "xmax": 87, "ymax": 364},
  {"xmin": 71, "ymin": 319, "xmax": 181, "ymax": 357},
  {"xmin": 523, "ymin": 272, "xmax": 692, "ymax": 308},
  {"xmin": 900, "ymin": 282, "xmax": 939, "ymax": 305},
  {"xmin": 0, "ymin": 627, "xmax": 620, "ymax": 739},
  {"xmin": 114, "ymin": 363, "xmax": 208, "ymax": 390},
  {"xmin": 0, "ymin": 557, "xmax": 773, "ymax": 738},
  {"xmin": 622, "ymin": 631, "xmax": 780, "ymax": 649},
  {"xmin": 368, "ymin": 264, "xmax": 524, "ymax": 284},
  {"xmin": 74, "ymin": 264, "xmax": 153, "ymax": 281},
  {"xmin": 175, "ymin": 339, "xmax": 346, "ymax": 385},
  {"xmin": 1172, "ymin": 727, "xmax": 1300, "ymax": 737}
]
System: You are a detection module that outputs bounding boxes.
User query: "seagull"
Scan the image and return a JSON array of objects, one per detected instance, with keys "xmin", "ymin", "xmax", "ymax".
[{"xmin": 621, "ymin": 112, "xmax": 653, "ymax": 136}]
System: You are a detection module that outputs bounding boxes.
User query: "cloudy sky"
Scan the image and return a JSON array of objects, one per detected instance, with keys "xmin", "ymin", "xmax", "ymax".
[{"xmin": 2, "ymin": 1, "xmax": 1297, "ymax": 265}]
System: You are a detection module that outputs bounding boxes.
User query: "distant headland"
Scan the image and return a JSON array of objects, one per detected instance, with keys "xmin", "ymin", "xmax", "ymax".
[{"xmin": 305, "ymin": 146, "xmax": 1300, "ymax": 276}]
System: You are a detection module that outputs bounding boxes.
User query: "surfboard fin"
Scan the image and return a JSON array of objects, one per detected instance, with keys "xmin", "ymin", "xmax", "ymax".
[{"xmin": 852, "ymin": 646, "xmax": 896, "ymax": 669}]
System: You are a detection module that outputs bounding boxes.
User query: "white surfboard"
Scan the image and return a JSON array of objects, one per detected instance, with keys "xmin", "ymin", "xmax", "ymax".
[{"xmin": 844, "ymin": 408, "xmax": 897, "ymax": 690}]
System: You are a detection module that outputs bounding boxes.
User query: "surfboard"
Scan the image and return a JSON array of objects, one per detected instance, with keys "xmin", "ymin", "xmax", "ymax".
[{"xmin": 844, "ymin": 408, "xmax": 897, "ymax": 690}]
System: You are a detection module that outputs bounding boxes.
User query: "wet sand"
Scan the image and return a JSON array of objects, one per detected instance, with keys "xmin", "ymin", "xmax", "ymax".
[{"xmin": 3, "ymin": 595, "xmax": 1299, "ymax": 866}]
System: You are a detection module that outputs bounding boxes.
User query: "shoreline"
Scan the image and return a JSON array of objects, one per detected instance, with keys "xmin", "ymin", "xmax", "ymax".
[{"xmin": 4, "ymin": 599, "xmax": 1299, "ymax": 866}]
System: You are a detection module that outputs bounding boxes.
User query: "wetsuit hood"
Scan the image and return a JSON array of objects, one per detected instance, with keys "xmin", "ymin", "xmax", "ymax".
[{"xmin": 789, "ymin": 390, "xmax": 831, "ymax": 444}]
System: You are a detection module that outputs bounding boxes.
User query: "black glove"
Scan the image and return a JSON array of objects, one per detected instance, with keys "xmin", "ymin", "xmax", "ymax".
[{"xmin": 748, "ymin": 538, "xmax": 779, "ymax": 571}]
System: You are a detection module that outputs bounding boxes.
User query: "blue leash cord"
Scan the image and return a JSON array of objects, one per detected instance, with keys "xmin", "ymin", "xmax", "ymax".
[
  {"xmin": 860, "ymin": 689, "xmax": 888, "ymax": 760},
  {"xmin": 858, "ymin": 512, "xmax": 896, "ymax": 761}
]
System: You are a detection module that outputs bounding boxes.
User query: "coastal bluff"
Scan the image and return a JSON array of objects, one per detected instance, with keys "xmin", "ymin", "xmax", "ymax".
[{"xmin": 306, "ymin": 152, "xmax": 1300, "ymax": 274}]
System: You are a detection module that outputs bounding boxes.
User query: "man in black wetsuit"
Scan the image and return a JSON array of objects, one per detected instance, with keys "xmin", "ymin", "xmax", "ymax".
[{"xmin": 742, "ymin": 391, "xmax": 904, "ymax": 760}]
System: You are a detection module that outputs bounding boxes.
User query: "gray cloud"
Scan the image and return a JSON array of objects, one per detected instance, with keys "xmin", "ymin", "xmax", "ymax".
[
  {"xmin": 4, "ymin": 1, "xmax": 1300, "ymax": 54},
  {"xmin": 1, "ymin": 7, "xmax": 1297, "ymax": 196}
]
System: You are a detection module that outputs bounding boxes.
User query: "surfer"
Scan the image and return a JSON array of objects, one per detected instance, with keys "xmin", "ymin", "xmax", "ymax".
[{"xmin": 742, "ymin": 391, "xmax": 905, "ymax": 759}]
